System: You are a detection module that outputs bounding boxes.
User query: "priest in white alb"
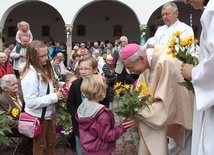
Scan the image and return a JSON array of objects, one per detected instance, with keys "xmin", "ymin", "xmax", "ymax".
[{"xmin": 181, "ymin": 0, "xmax": 214, "ymax": 155}]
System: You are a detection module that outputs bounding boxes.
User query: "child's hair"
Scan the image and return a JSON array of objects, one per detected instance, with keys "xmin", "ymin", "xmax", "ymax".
[
  {"xmin": 17, "ymin": 21, "xmax": 30, "ymax": 32},
  {"xmin": 81, "ymin": 74, "xmax": 106, "ymax": 101},
  {"xmin": 65, "ymin": 73, "xmax": 77, "ymax": 83},
  {"xmin": 23, "ymin": 40, "xmax": 54, "ymax": 83},
  {"xmin": 78, "ymin": 55, "xmax": 98, "ymax": 69},
  {"xmin": 72, "ymin": 53, "xmax": 80, "ymax": 60}
]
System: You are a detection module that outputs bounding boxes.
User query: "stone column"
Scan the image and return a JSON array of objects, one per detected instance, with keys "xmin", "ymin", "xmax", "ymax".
[
  {"xmin": 139, "ymin": 24, "xmax": 147, "ymax": 46},
  {"xmin": 0, "ymin": 27, "xmax": 4, "ymax": 52},
  {"xmin": 65, "ymin": 24, "xmax": 73, "ymax": 68}
]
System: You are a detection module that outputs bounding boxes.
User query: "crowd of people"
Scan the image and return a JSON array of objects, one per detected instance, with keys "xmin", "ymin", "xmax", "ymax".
[{"xmin": 0, "ymin": 0, "xmax": 213, "ymax": 155}]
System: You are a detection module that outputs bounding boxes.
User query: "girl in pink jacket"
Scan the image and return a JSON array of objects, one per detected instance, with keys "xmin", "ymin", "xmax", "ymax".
[{"xmin": 76, "ymin": 74, "xmax": 127, "ymax": 155}]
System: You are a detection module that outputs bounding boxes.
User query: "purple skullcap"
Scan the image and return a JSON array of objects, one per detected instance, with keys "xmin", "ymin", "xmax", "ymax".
[{"xmin": 121, "ymin": 43, "xmax": 140, "ymax": 59}]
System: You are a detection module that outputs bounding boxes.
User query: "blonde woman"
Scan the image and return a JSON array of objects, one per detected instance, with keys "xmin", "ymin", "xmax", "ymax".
[{"xmin": 21, "ymin": 40, "xmax": 64, "ymax": 155}]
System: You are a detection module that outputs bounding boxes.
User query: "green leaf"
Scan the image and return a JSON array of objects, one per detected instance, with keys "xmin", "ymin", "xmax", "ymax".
[
  {"xmin": 178, "ymin": 81, "xmax": 194, "ymax": 94},
  {"xmin": 193, "ymin": 56, "xmax": 199, "ymax": 65},
  {"xmin": 133, "ymin": 114, "xmax": 145, "ymax": 120},
  {"xmin": 0, "ymin": 135, "xmax": 10, "ymax": 146}
]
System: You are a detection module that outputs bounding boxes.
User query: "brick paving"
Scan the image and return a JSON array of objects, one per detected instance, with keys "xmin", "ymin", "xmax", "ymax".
[{"xmin": 0, "ymin": 96, "xmax": 139, "ymax": 155}]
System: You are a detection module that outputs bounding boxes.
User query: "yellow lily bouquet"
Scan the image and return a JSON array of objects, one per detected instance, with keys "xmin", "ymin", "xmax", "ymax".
[
  {"xmin": 167, "ymin": 31, "xmax": 199, "ymax": 94},
  {"xmin": 112, "ymin": 82, "xmax": 152, "ymax": 120}
]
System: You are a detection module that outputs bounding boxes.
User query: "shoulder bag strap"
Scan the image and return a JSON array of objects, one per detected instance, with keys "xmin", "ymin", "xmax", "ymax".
[{"xmin": 40, "ymin": 84, "xmax": 49, "ymax": 124}]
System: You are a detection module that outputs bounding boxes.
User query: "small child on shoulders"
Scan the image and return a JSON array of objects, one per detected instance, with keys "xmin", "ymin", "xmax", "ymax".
[
  {"xmin": 76, "ymin": 74, "xmax": 128, "ymax": 155},
  {"xmin": 15, "ymin": 21, "xmax": 33, "ymax": 53}
]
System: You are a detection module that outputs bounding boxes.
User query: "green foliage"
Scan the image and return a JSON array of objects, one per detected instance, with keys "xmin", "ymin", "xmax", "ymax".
[
  {"xmin": 0, "ymin": 105, "xmax": 13, "ymax": 146},
  {"xmin": 112, "ymin": 83, "xmax": 151, "ymax": 120},
  {"xmin": 56, "ymin": 98, "xmax": 72, "ymax": 131}
]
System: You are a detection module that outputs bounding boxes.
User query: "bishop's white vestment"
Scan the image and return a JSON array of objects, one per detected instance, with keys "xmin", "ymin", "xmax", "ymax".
[{"xmin": 137, "ymin": 45, "xmax": 194, "ymax": 155}]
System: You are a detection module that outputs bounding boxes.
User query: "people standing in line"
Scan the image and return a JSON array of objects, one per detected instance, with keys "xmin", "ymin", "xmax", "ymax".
[
  {"xmin": 10, "ymin": 35, "xmax": 30, "ymax": 79},
  {"xmin": 0, "ymin": 74, "xmax": 33, "ymax": 155},
  {"xmin": 152, "ymin": 2, "xmax": 194, "ymax": 45},
  {"xmin": 21, "ymin": 40, "xmax": 64, "ymax": 155},
  {"xmin": 114, "ymin": 36, "xmax": 132, "ymax": 84},
  {"xmin": 181, "ymin": 0, "xmax": 214, "ymax": 154},
  {"xmin": 122, "ymin": 43, "xmax": 194, "ymax": 155},
  {"xmin": 76, "ymin": 74, "xmax": 127, "ymax": 155},
  {"xmin": 67, "ymin": 55, "xmax": 110, "ymax": 155},
  {"xmin": 15, "ymin": 21, "xmax": 33, "ymax": 54},
  {"xmin": 0, "ymin": 52, "xmax": 13, "ymax": 78}
]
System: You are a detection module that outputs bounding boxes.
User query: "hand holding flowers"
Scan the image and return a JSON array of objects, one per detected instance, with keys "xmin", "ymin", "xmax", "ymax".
[
  {"xmin": 167, "ymin": 31, "xmax": 199, "ymax": 94},
  {"xmin": 112, "ymin": 82, "xmax": 152, "ymax": 120},
  {"xmin": 54, "ymin": 82, "xmax": 72, "ymax": 132}
]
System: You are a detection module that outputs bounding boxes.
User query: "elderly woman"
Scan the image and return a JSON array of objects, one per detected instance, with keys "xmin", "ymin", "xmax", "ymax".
[
  {"xmin": 0, "ymin": 52, "xmax": 13, "ymax": 78},
  {"xmin": 0, "ymin": 74, "xmax": 32, "ymax": 155}
]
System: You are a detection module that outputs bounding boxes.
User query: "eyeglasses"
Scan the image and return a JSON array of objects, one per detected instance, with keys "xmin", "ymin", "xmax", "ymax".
[{"xmin": 79, "ymin": 68, "xmax": 93, "ymax": 71}]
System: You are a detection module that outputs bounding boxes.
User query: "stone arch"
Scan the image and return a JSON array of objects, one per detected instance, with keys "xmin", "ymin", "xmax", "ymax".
[
  {"xmin": 1, "ymin": 0, "xmax": 65, "ymax": 44},
  {"xmin": 71, "ymin": 0, "xmax": 141, "ymax": 43}
]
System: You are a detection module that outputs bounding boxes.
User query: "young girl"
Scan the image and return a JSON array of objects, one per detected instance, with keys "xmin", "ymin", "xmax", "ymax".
[
  {"xmin": 76, "ymin": 74, "xmax": 127, "ymax": 155},
  {"xmin": 21, "ymin": 40, "xmax": 64, "ymax": 155},
  {"xmin": 60, "ymin": 73, "xmax": 77, "ymax": 98},
  {"xmin": 67, "ymin": 55, "xmax": 110, "ymax": 155},
  {"xmin": 15, "ymin": 21, "xmax": 33, "ymax": 53}
]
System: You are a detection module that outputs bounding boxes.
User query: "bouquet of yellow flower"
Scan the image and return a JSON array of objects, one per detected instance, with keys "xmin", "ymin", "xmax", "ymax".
[
  {"xmin": 0, "ymin": 106, "xmax": 19, "ymax": 146},
  {"xmin": 112, "ymin": 82, "xmax": 152, "ymax": 120},
  {"xmin": 167, "ymin": 31, "xmax": 199, "ymax": 94}
]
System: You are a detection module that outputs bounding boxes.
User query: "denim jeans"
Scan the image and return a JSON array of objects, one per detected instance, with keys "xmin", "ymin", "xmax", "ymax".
[
  {"xmin": 16, "ymin": 42, "xmax": 21, "ymax": 53},
  {"xmin": 75, "ymin": 136, "xmax": 85, "ymax": 155}
]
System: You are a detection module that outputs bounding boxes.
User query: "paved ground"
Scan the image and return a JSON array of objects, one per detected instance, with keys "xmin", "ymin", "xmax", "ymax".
[{"xmin": 0, "ymin": 96, "xmax": 139, "ymax": 155}]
